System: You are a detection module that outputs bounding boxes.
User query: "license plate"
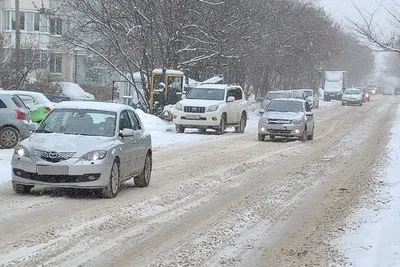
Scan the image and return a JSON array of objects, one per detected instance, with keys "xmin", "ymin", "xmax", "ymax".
[
  {"xmin": 37, "ymin": 165, "xmax": 68, "ymax": 175},
  {"xmin": 185, "ymin": 114, "xmax": 200, "ymax": 120}
]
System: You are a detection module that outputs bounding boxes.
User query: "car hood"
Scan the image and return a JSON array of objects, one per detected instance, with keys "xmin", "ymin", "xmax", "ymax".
[
  {"xmin": 179, "ymin": 99, "xmax": 224, "ymax": 107},
  {"xmin": 21, "ymin": 133, "xmax": 116, "ymax": 156},
  {"xmin": 264, "ymin": 111, "xmax": 304, "ymax": 120}
]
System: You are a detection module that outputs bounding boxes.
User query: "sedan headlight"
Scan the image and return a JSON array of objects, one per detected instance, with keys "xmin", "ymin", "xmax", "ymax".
[
  {"xmin": 175, "ymin": 103, "xmax": 183, "ymax": 111},
  {"xmin": 81, "ymin": 150, "xmax": 107, "ymax": 161},
  {"xmin": 292, "ymin": 119, "xmax": 302, "ymax": 125},
  {"xmin": 207, "ymin": 105, "xmax": 219, "ymax": 112},
  {"xmin": 14, "ymin": 146, "xmax": 30, "ymax": 158}
]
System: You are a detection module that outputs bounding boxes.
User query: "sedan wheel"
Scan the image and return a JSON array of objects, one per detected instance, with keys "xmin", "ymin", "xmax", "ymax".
[
  {"xmin": 102, "ymin": 160, "xmax": 120, "ymax": 198},
  {"xmin": 0, "ymin": 127, "xmax": 19, "ymax": 149},
  {"xmin": 299, "ymin": 127, "xmax": 307, "ymax": 142},
  {"xmin": 235, "ymin": 113, "xmax": 246, "ymax": 133},
  {"xmin": 134, "ymin": 153, "xmax": 152, "ymax": 187}
]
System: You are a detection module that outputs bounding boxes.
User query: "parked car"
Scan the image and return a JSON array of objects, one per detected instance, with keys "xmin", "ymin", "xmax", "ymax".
[
  {"xmin": 1, "ymin": 91, "xmax": 54, "ymax": 123},
  {"xmin": 173, "ymin": 84, "xmax": 248, "ymax": 134},
  {"xmin": 259, "ymin": 90, "xmax": 292, "ymax": 115},
  {"xmin": 11, "ymin": 101, "xmax": 152, "ymax": 198},
  {"xmin": 342, "ymin": 88, "xmax": 363, "ymax": 106},
  {"xmin": 258, "ymin": 98, "xmax": 315, "ymax": 142},
  {"xmin": 0, "ymin": 93, "xmax": 32, "ymax": 149},
  {"xmin": 394, "ymin": 87, "xmax": 400, "ymax": 96}
]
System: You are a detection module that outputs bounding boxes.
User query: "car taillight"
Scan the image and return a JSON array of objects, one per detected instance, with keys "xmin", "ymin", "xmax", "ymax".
[
  {"xmin": 15, "ymin": 109, "xmax": 26, "ymax": 120},
  {"xmin": 45, "ymin": 106, "xmax": 52, "ymax": 111}
]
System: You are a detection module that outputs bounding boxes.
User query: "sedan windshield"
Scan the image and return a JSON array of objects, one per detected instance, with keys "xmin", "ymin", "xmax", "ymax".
[
  {"xmin": 266, "ymin": 92, "xmax": 287, "ymax": 100},
  {"xmin": 267, "ymin": 100, "xmax": 304, "ymax": 113},
  {"xmin": 186, "ymin": 88, "xmax": 225, "ymax": 100},
  {"xmin": 36, "ymin": 109, "xmax": 117, "ymax": 137},
  {"xmin": 345, "ymin": 90, "xmax": 361, "ymax": 95}
]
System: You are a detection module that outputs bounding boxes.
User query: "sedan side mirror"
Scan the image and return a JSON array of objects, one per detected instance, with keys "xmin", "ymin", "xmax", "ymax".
[
  {"xmin": 120, "ymin": 128, "xmax": 134, "ymax": 137},
  {"xmin": 227, "ymin": 96, "xmax": 235, "ymax": 102},
  {"xmin": 181, "ymin": 94, "xmax": 186, "ymax": 100}
]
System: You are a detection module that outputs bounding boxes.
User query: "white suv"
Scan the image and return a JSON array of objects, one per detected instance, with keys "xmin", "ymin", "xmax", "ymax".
[{"xmin": 173, "ymin": 84, "xmax": 248, "ymax": 134}]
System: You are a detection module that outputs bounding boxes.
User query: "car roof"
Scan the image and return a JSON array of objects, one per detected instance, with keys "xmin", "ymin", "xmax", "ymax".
[
  {"xmin": 54, "ymin": 101, "xmax": 134, "ymax": 113},
  {"xmin": 1, "ymin": 90, "xmax": 44, "ymax": 96},
  {"xmin": 195, "ymin": 84, "xmax": 239, "ymax": 90},
  {"xmin": 272, "ymin": 98, "xmax": 305, "ymax": 103},
  {"xmin": 267, "ymin": 90, "xmax": 290, "ymax": 93}
]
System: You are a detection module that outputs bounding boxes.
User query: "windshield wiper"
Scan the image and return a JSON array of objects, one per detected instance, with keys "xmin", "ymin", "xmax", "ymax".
[
  {"xmin": 64, "ymin": 132, "xmax": 98, "ymax": 136},
  {"xmin": 35, "ymin": 129, "xmax": 53, "ymax": 133}
]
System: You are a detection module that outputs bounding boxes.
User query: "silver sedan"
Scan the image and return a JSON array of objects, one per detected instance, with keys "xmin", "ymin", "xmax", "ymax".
[{"xmin": 11, "ymin": 101, "xmax": 152, "ymax": 198}]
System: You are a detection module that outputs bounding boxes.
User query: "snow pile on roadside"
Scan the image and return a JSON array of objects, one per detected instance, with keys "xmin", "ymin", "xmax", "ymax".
[
  {"xmin": 0, "ymin": 150, "xmax": 12, "ymax": 184},
  {"xmin": 134, "ymin": 109, "xmax": 174, "ymax": 132},
  {"xmin": 336, "ymin": 109, "xmax": 400, "ymax": 266},
  {"xmin": 56, "ymin": 82, "xmax": 95, "ymax": 100}
]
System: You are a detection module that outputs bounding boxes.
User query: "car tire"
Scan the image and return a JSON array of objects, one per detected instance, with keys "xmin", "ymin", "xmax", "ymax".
[
  {"xmin": 176, "ymin": 125, "xmax": 185, "ymax": 133},
  {"xmin": 12, "ymin": 183, "xmax": 33, "ymax": 194},
  {"xmin": 269, "ymin": 135, "xmax": 275, "ymax": 140},
  {"xmin": 217, "ymin": 114, "xmax": 227, "ymax": 135},
  {"xmin": 134, "ymin": 153, "xmax": 152, "ymax": 188},
  {"xmin": 102, "ymin": 159, "xmax": 120, "ymax": 198},
  {"xmin": 198, "ymin": 128, "xmax": 206, "ymax": 134},
  {"xmin": 300, "ymin": 127, "xmax": 307, "ymax": 142},
  {"xmin": 0, "ymin": 127, "xmax": 20, "ymax": 149},
  {"xmin": 307, "ymin": 126, "xmax": 314, "ymax": 140},
  {"xmin": 235, "ymin": 113, "xmax": 246, "ymax": 133},
  {"xmin": 360, "ymin": 102, "xmax": 362, "ymax": 106},
  {"xmin": 258, "ymin": 134, "xmax": 265, "ymax": 141}
]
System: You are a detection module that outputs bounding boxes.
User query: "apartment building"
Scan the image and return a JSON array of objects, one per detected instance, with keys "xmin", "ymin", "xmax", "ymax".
[{"xmin": 0, "ymin": 0, "xmax": 86, "ymax": 83}]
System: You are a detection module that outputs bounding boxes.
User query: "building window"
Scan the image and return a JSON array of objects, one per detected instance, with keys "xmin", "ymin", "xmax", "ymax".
[
  {"xmin": 50, "ymin": 18, "xmax": 62, "ymax": 35},
  {"xmin": 50, "ymin": 55, "xmax": 63, "ymax": 73},
  {"xmin": 4, "ymin": 10, "xmax": 48, "ymax": 32}
]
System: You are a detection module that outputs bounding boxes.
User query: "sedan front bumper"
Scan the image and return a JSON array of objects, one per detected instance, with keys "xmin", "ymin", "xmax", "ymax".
[
  {"xmin": 342, "ymin": 99, "xmax": 362, "ymax": 105},
  {"xmin": 258, "ymin": 122, "xmax": 304, "ymax": 137}
]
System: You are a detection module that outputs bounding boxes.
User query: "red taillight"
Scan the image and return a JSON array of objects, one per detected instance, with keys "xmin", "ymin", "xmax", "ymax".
[
  {"xmin": 15, "ymin": 109, "xmax": 26, "ymax": 120},
  {"xmin": 44, "ymin": 106, "xmax": 52, "ymax": 111}
]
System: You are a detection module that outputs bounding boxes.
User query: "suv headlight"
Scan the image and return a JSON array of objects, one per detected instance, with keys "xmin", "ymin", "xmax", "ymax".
[
  {"xmin": 292, "ymin": 119, "xmax": 302, "ymax": 125},
  {"xmin": 260, "ymin": 117, "xmax": 269, "ymax": 124},
  {"xmin": 175, "ymin": 103, "xmax": 182, "ymax": 111},
  {"xmin": 81, "ymin": 150, "xmax": 107, "ymax": 161},
  {"xmin": 207, "ymin": 105, "xmax": 219, "ymax": 112},
  {"xmin": 14, "ymin": 146, "xmax": 29, "ymax": 157}
]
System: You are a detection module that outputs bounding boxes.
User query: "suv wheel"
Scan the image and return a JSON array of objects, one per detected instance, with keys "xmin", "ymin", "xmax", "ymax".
[
  {"xmin": 176, "ymin": 125, "xmax": 185, "ymax": 133},
  {"xmin": 217, "ymin": 114, "xmax": 227, "ymax": 135},
  {"xmin": 12, "ymin": 183, "xmax": 33, "ymax": 194},
  {"xmin": 235, "ymin": 113, "xmax": 246, "ymax": 133},
  {"xmin": 0, "ymin": 127, "xmax": 20, "ymax": 149}
]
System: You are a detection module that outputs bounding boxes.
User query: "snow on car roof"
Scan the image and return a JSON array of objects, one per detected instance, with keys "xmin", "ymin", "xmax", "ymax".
[
  {"xmin": 54, "ymin": 101, "xmax": 134, "ymax": 112},
  {"xmin": 272, "ymin": 98, "xmax": 306, "ymax": 103},
  {"xmin": 194, "ymin": 84, "xmax": 234, "ymax": 90},
  {"xmin": 1, "ymin": 90, "xmax": 52, "ymax": 103}
]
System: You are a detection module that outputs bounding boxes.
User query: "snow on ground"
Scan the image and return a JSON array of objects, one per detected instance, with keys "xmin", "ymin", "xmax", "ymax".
[
  {"xmin": 336, "ymin": 108, "xmax": 400, "ymax": 266},
  {"xmin": 0, "ymin": 149, "xmax": 12, "ymax": 184}
]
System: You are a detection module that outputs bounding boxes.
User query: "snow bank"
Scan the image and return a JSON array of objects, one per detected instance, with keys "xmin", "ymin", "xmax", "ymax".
[
  {"xmin": 57, "ymin": 82, "xmax": 95, "ymax": 100},
  {"xmin": 0, "ymin": 150, "xmax": 12, "ymax": 184},
  {"xmin": 134, "ymin": 109, "xmax": 174, "ymax": 132},
  {"xmin": 337, "ymin": 108, "xmax": 400, "ymax": 266}
]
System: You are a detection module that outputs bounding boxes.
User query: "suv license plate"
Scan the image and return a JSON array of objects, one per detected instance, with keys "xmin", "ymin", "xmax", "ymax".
[
  {"xmin": 185, "ymin": 114, "xmax": 200, "ymax": 120},
  {"xmin": 37, "ymin": 165, "xmax": 68, "ymax": 175}
]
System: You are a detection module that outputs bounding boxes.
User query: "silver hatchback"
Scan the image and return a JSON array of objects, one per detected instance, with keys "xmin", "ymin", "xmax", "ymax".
[
  {"xmin": 11, "ymin": 101, "xmax": 152, "ymax": 198},
  {"xmin": 258, "ymin": 99, "xmax": 315, "ymax": 141}
]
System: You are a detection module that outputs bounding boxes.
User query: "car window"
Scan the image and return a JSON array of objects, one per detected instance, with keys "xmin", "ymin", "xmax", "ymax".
[
  {"xmin": 234, "ymin": 88, "xmax": 243, "ymax": 100},
  {"xmin": 226, "ymin": 89, "xmax": 236, "ymax": 100},
  {"xmin": 11, "ymin": 95, "xmax": 26, "ymax": 108},
  {"xmin": 127, "ymin": 110, "xmax": 141, "ymax": 130},
  {"xmin": 0, "ymin": 99, "xmax": 6, "ymax": 108},
  {"xmin": 186, "ymin": 88, "xmax": 225, "ymax": 100},
  {"xmin": 267, "ymin": 100, "xmax": 304, "ymax": 113},
  {"xmin": 119, "ymin": 110, "xmax": 132, "ymax": 130},
  {"xmin": 18, "ymin": 95, "xmax": 36, "ymax": 107}
]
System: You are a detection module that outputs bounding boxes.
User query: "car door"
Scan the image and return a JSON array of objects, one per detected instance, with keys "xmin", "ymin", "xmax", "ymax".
[
  {"xmin": 226, "ymin": 88, "xmax": 239, "ymax": 124},
  {"xmin": 127, "ymin": 109, "xmax": 146, "ymax": 175},
  {"xmin": 304, "ymin": 102, "xmax": 314, "ymax": 134},
  {"xmin": 118, "ymin": 110, "xmax": 136, "ymax": 179},
  {"xmin": 233, "ymin": 88, "xmax": 244, "ymax": 123}
]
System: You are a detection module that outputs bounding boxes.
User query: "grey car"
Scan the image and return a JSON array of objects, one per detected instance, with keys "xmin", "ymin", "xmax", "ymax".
[
  {"xmin": 0, "ymin": 93, "xmax": 32, "ymax": 149},
  {"xmin": 11, "ymin": 101, "xmax": 152, "ymax": 198},
  {"xmin": 258, "ymin": 98, "xmax": 315, "ymax": 142}
]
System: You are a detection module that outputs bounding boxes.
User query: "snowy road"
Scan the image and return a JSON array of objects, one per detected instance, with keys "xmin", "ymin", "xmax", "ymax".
[{"xmin": 0, "ymin": 96, "xmax": 398, "ymax": 267}]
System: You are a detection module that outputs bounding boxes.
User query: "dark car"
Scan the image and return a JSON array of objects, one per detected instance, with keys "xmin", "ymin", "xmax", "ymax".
[{"xmin": 394, "ymin": 88, "xmax": 400, "ymax": 96}]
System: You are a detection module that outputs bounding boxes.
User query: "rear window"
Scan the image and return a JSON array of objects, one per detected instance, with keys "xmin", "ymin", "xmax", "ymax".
[
  {"xmin": 11, "ymin": 95, "xmax": 26, "ymax": 108},
  {"xmin": 0, "ymin": 99, "xmax": 6, "ymax": 108}
]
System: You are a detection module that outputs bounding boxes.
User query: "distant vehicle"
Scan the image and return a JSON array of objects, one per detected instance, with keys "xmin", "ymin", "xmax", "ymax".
[
  {"xmin": 1, "ymin": 91, "xmax": 54, "ymax": 123},
  {"xmin": 323, "ymin": 71, "xmax": 346, "ymax": 101},
  {"xmin": 342, "ymin": 88, "xmax": 363, "ymax": 106},
  {"xmin": 258, "ymin": 98, "xmax": 315, "ymax": 142},
  {"xmin": 394, "ymin": 87, "xmax": 400, "ymax": 96},
  {"xmin": 383, "ymin": 87, "xmax": 393, "ymax": 96},
  {"xmin": 367, "ymin": 84, "xmax": 377, "ymax": 95},
  {"xmin": 298, "ymin": 89, "xmax": 319, "ymax": 109},
  {"xmin": 292, "ymin": 89, "xmax": 307, "ymax": 100},
  {"xmin": 11, "ymin": 101, "xmax": 152, "ymax": 198},
  {"xmin": 259, "ymin": 90, "xmax": 292, "ymax": 115},
  {"xmin": 0, "ymin": 93, "xmax": 32, "ymax": 149},
  {"xmin": 173, "ymin": 84, "xmax": 248, "ymax": 134}
]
